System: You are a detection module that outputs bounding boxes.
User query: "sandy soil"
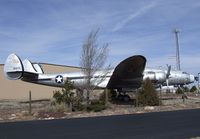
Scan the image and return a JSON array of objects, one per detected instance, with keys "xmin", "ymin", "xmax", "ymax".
[{"xmin": 1, "ymin": 93, "xmax": 200, "ymax": 122}]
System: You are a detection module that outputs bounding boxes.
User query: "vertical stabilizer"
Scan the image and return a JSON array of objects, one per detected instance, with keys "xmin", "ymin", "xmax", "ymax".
[
  {"xmin": 4, "ymin": 53, "xmax": 24, "ymax": 80},
  {"xmin": 22, "ymin": 60, "xmax": 44, "ymax": 74},
  {"xmin": 23, "ymin": 59, "xmax": 37, "ymax": 73},
  {"xmin": 33, "ymin": 64, "xmax": 44, "ymax": 74}
]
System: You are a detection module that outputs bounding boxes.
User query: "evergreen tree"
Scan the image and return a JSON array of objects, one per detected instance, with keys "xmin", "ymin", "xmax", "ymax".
[
  {"xmin": 53, "ymin": 80, "xmax": 76, "ymax": 111},
  {"xmin": 137, "ymin": 78, "xmax": 159, "ymax": 106},
  {"xmin": 190, "ymin": 86, "xmax": 197, "ymax": 92}
]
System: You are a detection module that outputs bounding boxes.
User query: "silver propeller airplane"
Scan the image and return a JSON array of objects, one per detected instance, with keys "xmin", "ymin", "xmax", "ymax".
[{"xmin": 4, "ymin": 54, "xmax": 196, "ymax": 94}]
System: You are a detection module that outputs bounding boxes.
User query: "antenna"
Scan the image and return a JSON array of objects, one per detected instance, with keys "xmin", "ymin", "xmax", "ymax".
[{"xmin": 173, "ymin": 28, "xmax": 181, "ymax": 70}]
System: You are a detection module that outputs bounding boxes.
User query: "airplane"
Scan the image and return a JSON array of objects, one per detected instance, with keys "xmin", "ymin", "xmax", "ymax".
[
  {"xmin": 144, "ymin": 68, "xmax": 196, "ymax": 86},
  {"xmin": 4, "ymin": 53, "xmax": 196, "ymax": 100}
]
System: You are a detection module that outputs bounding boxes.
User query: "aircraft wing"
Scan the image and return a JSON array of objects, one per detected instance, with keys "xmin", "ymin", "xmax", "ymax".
[{"xmin": 107, "ymin": 55, "xmax": 146, "ymax": 89}]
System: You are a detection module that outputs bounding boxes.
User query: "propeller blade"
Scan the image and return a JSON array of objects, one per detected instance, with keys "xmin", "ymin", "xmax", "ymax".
[
  {"xmin": 195, "ymin": 76, "xmax": 199, "ymax": 81},
  {"xmin": 166, "ymin": 65, "xmax": 171, "ymax": 79}
]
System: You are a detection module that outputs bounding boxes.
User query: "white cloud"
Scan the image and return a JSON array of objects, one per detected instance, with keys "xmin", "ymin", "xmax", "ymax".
[
  {"xmin": 1, "ymin": 0, "xmax": 200, "ymax": 76},
  {"xmin": 112, "ymin": 1, "xmax": 156, "ymax": 32}
]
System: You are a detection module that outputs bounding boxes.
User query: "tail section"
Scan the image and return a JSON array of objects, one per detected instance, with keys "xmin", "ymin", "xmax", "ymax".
[
  {"xmin": 4, "ymin": 54, "xmax": 44, "ymax": 80},
  {"xmin": 33, "ymin": 63, "xmax": 44, "ymax": 74},
  {"xmin": 4, "ymin": 53, "xmax": 24, "ymax": 80},
  {"xmin": 4, "ymin": 53, "xmax": 65, "ymax": 87},
  {"xmin": 22, "ymin": 59, "xmax": 41, "ymax": 74}
]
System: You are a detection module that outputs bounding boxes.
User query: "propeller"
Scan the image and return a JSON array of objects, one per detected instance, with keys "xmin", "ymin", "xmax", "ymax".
[
  {"xmin": 166, "ymin": 65, "xmax": 171, "ymax": 92},
  {"xmin": 195, "ymin": 76, "xmax": 199, "ymax": 82},
  {"xmin": 166, "ymin": 65, "xmax": 171, "ymax": 79}
]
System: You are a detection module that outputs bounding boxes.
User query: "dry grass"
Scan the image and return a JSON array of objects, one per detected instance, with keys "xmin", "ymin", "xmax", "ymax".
[{"xmin": 1, "ymin": 93, "xmax": 200, "ymax": 122}]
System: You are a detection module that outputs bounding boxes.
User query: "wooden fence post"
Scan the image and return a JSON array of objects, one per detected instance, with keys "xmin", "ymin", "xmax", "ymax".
[
  {"xmin": 29, "ymin": 91, "xmax": 32, "ymax": 115},
  {"xmin": 105, "ymin": 89, "xmax": 108, "ymax": 107}
]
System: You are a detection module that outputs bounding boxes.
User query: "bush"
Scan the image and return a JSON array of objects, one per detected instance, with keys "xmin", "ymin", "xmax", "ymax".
[
  {"xmin": 87, "ymin": 100, "xmax": 106, "ymax": 112},
  {"xmin": 53, "ymin": 90, "xmax": 63, "ymax": 104},
  {"xmin": 99, "ymin": 89, "xmax": 114, "ymax": 103},
  {"xmin": 176, "ymin": 87, "xmax": 184, "ymax": 94},
  {"xmin": 183, "ymin": 86, "xmax": 190, "ymax": 92},
  {"xmin": 190, "ymin": 86, "xmax": 197, "ymax": 93},
  {"xmin": 137, "ymin": 78, "xmax": 159, "ymax": 106},
  {"xmin": 53, "ymin": 80, "xmax": 83, "ymax": 111},
  {"xmin": 72, "ymin": 96, "xmax": 85, "ymax": 111},
  {"xmin": 53, "ymin": 81, "xmax": 75, "ymax": 106}
]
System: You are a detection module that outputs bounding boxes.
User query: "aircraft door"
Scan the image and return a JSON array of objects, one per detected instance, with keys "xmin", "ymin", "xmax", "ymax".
[{"xmin": 144, "ymin": 71, "xmax": 156, "ymax": 82}]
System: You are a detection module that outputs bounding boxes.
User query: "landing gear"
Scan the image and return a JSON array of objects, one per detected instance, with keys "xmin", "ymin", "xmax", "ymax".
[
  {"xmin": 116, "ymin": 93, "xmax": 131, "ymax": 102},
  {"xmin": 117, "ymin": 94, "xmax": 130, "ymax": 102},
  {"xmin": 110, "ymin": 89, "xmax": 131, "ymax": 102},
  {"xmin": 123, "ymin": 95, "xmax": 131, "ymax": 102}
]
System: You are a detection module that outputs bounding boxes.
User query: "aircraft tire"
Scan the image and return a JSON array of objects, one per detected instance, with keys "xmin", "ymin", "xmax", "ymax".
[
  {"xmin": 117, "ymin": 94, "xmax": 124, "ymax": 101},
  {"xmin": 123, "ymin": 95, "xmax": 131, "ymax": 102}
]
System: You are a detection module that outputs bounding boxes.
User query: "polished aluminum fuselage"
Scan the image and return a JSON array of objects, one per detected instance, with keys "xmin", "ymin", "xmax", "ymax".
[
  {"xmin": 34, "ymin": 68, "xmax": 195, "ymax": 88},
  {"xmin": 4, "ymin": 53, "xmax": 195, "ymax": 91},
  {"xmin": 167, "ymin": 71, "xmax": 194, "ymax": 85},
  {"xmin": 143, "ymin": 69, "xmax": 166, "ymax": 84}
]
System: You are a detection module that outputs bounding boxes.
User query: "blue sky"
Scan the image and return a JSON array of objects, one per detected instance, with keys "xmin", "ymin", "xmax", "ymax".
[{"xmin": 0, "ymin": 0, "xmax": 200, "ymax": 75}]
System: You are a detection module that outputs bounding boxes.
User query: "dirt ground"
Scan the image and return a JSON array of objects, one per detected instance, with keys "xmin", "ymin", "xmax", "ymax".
[{"xmin": 1, "ymin": 93, "xmax": 200, "ymax": 122}]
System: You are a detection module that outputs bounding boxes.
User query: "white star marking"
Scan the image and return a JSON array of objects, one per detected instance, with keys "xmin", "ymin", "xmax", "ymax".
[{"xmin": 55, "ymin": 75, "xmax": 63, "ymax": 83}]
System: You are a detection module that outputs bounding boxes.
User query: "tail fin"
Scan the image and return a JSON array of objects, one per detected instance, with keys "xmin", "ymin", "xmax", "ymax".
[
  {"xmin": 4, "ymin": 53, "xmax": 24, "ymax": 80},
  {"xmin": 23, "ymin": 59, "xmax": 41, "ymax": 74},
  {"xmin": 33, "ymin": 63, "xmax": 44, "ymax": 74},
  {"xmin": 4, "ymin": 54, "xmax": 44, "ymax": 80}
]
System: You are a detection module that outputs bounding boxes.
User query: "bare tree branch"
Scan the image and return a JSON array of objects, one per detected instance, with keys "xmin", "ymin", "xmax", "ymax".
[{"xmin": 80, "ymin": 29, "xmax": 110, "ymax": 105}]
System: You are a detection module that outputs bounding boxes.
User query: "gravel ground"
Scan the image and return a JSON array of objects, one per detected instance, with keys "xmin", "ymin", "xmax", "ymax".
[{"xmin": 1, "ymin": 93, "xmax": 200, "ymax": 122}]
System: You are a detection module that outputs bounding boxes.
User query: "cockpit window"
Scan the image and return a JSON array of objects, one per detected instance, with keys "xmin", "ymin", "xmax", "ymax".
[{"xmin": 182, "ymin": 72, "xmax": 189, "ymax": 75}]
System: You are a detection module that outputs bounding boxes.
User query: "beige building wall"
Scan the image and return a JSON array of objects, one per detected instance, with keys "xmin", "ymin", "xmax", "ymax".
[{"xmin": 0, "ymin": 64, "xmax": 80, "ymax": 100}]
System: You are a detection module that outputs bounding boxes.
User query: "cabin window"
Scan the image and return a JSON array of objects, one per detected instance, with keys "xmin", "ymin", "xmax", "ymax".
[{"xmin": 147, "ymin": 71, "xmax": 155, "ymax": 74}]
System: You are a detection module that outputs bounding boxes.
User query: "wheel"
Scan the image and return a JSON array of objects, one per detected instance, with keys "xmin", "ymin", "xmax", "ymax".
[
  {"xmin": 111, "ymin": 90, "xmax": 117, "ymax": 99},
  {"xmin": 123, "ymin": 95, "xmax": 131, "ymax": 102},
  {"xmin": 117, "ymin": 94, "xmax": 124, "ymax": 101}
]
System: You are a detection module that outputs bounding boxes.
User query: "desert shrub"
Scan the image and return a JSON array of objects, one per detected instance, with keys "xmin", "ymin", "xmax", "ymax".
[
  {"xmin": 176, "ymin": 87, "xmax": 184, "ymax": 94},
  {"xmin": 72, "ymin": 96, "xmax": 85, "ymax": 111},
  {"xmin": 190, "ymin": 86, "xmax": 197, "ymax": 93},
  {"xmin": 53, "ymin": 90, "xmax": 63, "ymax": 104},
  {"xmin": 183, "ymin": 86, "xmax": 190, "ymax": 92},
  {"xmin": 50, "ymin": 103, "xmax": 69, "ymax": 112},
  {"xmin": 137, "ymin": 78, "xmax": 159, "ymax": 106},
  {"xmin": 53, "ymin": 80, "xmax": 83, "ymax": 111},
  {"xmin": 99, "ymin": 89, "xmax": 114, "ymax": 103},
  {"xmin": 87, "ymin": 100, "xmax": 106, "ymax": 112},
  {"xmin": 53, "ymin": 80, "xmax": 74, "ymax": 105}
]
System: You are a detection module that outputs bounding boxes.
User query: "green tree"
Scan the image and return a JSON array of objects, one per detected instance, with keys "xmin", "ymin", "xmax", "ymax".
[
  {"xmin": 53, "ymin": 80, "xmax": 78, "ymax": 111},
  {"xmin": 190, "ymin": 86, "xmax": 197, "ymax": 93},
  {"xmin": 183, "ymin": 86, "xmax": 190, "ymax": 92},
  {"xmin": 137, "ymin": 78, "xmax": 159, "ymax": 106},
  {"xmin": 176, "ymin": 87, "xmax": 184, "ymax": 94}
]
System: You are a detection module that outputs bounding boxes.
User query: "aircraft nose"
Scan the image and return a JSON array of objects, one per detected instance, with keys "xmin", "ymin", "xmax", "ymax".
[{"xmin": 190, "ymin": 75, "xmax": 195, "ymax": 83}]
